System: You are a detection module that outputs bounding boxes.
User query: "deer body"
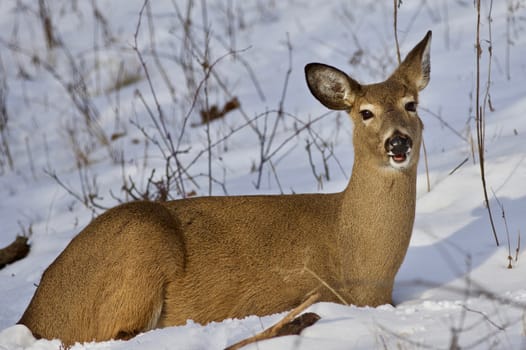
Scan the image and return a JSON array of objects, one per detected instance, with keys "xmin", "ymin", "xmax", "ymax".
[{"xmin": 18, "ymin": 32, "xmax": 431, "ymax": 346}]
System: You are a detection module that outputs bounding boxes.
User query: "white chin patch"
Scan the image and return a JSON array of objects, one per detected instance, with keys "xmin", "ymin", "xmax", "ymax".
[{"xmin": 388, "ymin": 151, "xmax": 412, "ymax": 170}]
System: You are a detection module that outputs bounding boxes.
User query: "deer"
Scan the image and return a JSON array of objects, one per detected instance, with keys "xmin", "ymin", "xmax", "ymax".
[{"xmin": 16, "ymin": 31, "xmax": 431, "ymax": 347}]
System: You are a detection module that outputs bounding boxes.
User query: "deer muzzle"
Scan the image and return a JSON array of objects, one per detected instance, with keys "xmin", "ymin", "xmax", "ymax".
[{"xmin": 385, "ymin": 133, "xmax": 413, "ymax": 164}]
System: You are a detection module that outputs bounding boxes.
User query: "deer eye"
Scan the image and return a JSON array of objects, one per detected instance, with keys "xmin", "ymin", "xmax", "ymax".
[
  {"xmin": 405, "ymin": 101, "xmax": 417, "ymax": 112},
  {"xmin": 359, "ymin": 109, "xmax": 374, "ymax": 121}
]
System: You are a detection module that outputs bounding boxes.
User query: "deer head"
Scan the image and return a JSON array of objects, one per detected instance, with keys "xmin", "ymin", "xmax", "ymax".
[{"xmin": 305, "ymin": 31, "xmax": 432, "ymax": 172}]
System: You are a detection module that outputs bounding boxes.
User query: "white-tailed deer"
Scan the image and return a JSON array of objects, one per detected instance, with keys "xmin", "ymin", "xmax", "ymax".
[{"xmin": 17, "ymin": 31, "xmax": 431, "ymax": 346}]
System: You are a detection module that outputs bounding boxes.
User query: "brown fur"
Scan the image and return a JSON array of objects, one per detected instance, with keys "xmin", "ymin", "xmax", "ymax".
[{"xmin": 18, "ymin": 31, "xmax": 432, "ymax": 346}]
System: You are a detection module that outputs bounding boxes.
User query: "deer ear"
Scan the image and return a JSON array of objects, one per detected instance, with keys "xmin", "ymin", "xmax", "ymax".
[
  {"xmin": 305, "ymin": 63, "xmax": 361, "ymax": 110},
  {"xmin": 393, "ymin": 30, "xmax": 432, "ymax": 91}
]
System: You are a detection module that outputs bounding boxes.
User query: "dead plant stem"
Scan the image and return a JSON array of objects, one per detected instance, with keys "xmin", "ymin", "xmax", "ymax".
[
  {"xmin": 393, "ymin": 0, "xmax": 402, "ymax": 64},
  {"xmin": 475, "ymin": 0, "xmax": 499, "ymax": 246},
  {"xmin": 225, "ymin": 292, "xmax": 320, "ymax": 350}
]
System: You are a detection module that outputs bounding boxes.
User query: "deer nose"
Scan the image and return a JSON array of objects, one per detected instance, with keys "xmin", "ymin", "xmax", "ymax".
[{"xmin": 385, "ymin": 133, "xmax": 413, "ymax": 155}]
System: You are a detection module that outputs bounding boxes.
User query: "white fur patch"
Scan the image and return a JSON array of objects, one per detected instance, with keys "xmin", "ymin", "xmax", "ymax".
[{"xmin": 388, "ymin": 150, "xmax": 412, "ymax": 170}]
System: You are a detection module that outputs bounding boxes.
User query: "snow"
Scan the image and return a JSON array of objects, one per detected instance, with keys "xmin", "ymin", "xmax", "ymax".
[{"xmin": 1, "ymin": 0, "xmax": 526, "ymax": 349}]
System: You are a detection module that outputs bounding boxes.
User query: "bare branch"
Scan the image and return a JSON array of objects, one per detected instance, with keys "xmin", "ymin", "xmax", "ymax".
[{"xmin": 225, "ymin": 293, "xmax": 320, "ymax": 350}]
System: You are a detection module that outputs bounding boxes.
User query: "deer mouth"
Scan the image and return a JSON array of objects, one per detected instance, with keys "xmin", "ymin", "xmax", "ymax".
[
  {"xmin": 385, "ymin": 133, "xmax": 413, "ymax": 168},
  {"xmin": 387, "ymin": 148, "xmax": 412, "ymax": 169},
  {"xmin": 388, "ymin": 151, "xmax": 410, "ymax": 163}
]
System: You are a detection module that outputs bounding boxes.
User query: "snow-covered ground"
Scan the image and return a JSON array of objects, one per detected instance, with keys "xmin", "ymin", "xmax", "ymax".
[{"xmin": 1, "ymin": 0, "xmax": 525, "ymax": 349}]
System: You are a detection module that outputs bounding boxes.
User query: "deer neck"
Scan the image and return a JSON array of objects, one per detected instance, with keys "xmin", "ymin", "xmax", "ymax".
[
  {"xmin": 342, "ymin": 156, "xmax": 418, "ymax": 248},
  {"xmin": 336, "ymin": 155, "xmax": 418, "ymax": 296}
]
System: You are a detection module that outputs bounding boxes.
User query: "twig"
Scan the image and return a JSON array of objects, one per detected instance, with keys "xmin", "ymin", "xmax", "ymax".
[
  {"xmin": 304, "ymin": 266, "xmax": 349, "ymax": 305},
  {"xmin": 224, "ymin": 292, "xmax": 321, "ymax": 350},
  {"xmin": 44, "ymin": 168, "xmax": 107, "ymax": 213},
  {"xmin": 422, "ymin": 137, "xmax": 431, "ymax": 192},
  {"xmin": 306, "ymin": 140, "xmax": 323, "ymax": 190},
  {"xmin": 0, "ymin": 38, "xmax": 112, "ymax": 157},
  {"xmin": 0, "ymin": 236, "xmax": 30, "ymax": 269},
  {"xmin": 145, "ymin": 1, "xmax": 177, "ymax": 102},
  {"xmin": 515, "ymin": 230, "xmax": 521, "ymax": 262},
  {"xmin": 393, "ymin": 0, "xmax": 402, "ymax": 64},
  {"xmin": 269, "ymin": 160, "xmax": 284, "ymax": 194},
  {"xmin": 420, "ymin": 106, "xmax": 468, "ymax": 143},
  {"xmin": 38, "ymin": 0, "xmax": 59, "ymax": 50},
  {"xmin": 199, "ymin": 0, "xmax": 213, "ymax": 195},
  {"xmin": 475, "ymin": 0, "xmax": 499, "ymax": 246},
  {"xmin": 0, "ymin": 54, "xmax": 13, "ymax": 171},
  {"xmin": 492, "ymin": 189, "xmax": 513, "ymax": 268},
  {"xmin": 133, "ymin": 0, "xmax": 175, "ymax": 155},
  {"xmin": 462, "ymin": 305, "xmax": 506, "ymax": 331},
  {"xmin": 254, "ymin": 33, "xmax": 294, "ymax": 189},
  {"xmin": 449, "ymin": 157, "xmax": 469, "ymax": 176}
]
